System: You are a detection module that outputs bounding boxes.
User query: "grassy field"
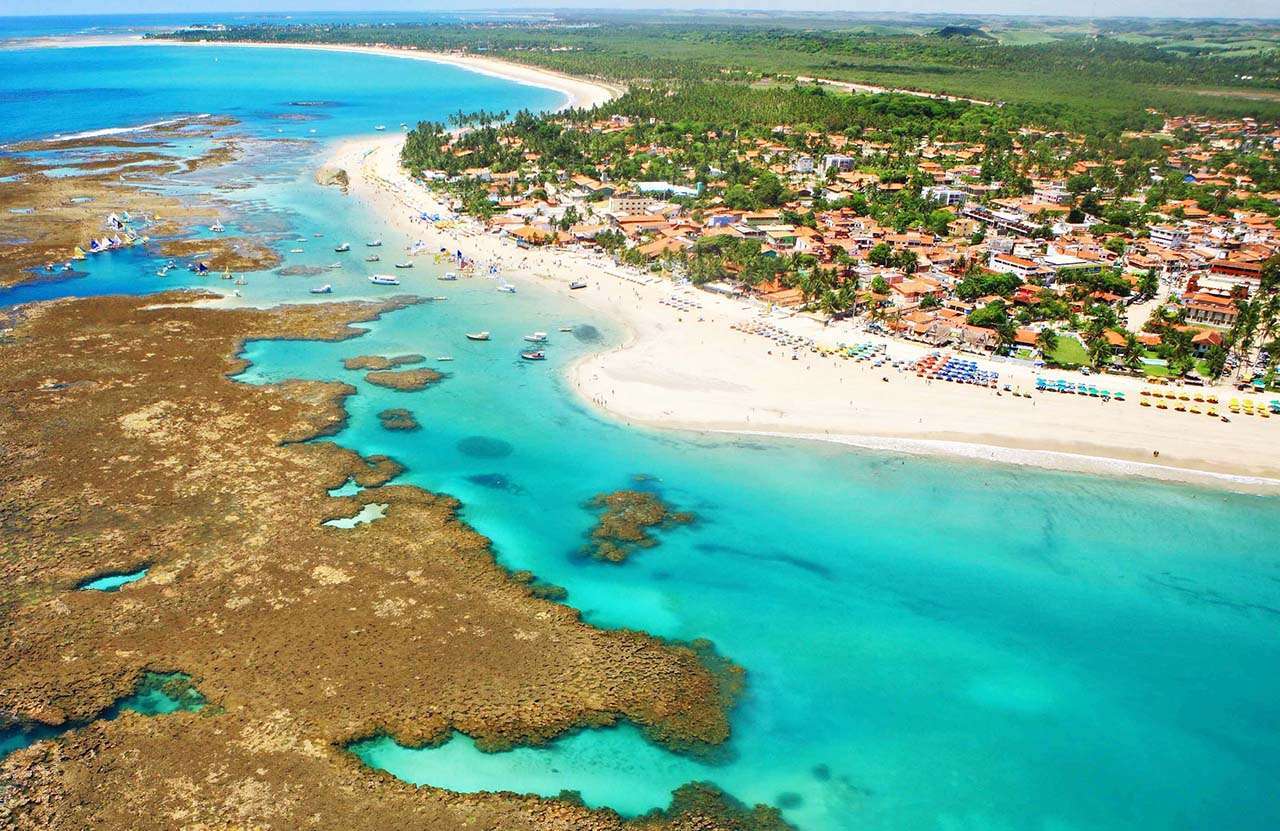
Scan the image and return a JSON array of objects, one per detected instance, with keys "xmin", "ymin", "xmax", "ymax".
[{"xmin": 1049, "ymin": 338, "xmax": 1090, "ymax": 367}]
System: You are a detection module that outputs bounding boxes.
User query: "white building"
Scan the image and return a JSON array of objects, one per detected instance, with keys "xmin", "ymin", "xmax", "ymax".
[
  {"xmin": 1149, "ymin": 225, "xmax": 1190, "ymax": 249},
  {"xmin": 922, "ymin": 186, "xmax": 968, "ymax": 206},
  {"xmin": 822, "ymin": 154, "xmax": 856, "ymax": 172},
  {"xmin": 988, "ymin": 252, "xmax": 1043, "ymax": 281}
]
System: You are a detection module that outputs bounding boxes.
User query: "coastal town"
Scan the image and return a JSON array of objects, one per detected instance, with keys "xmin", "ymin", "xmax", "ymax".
[
  {"xmin": 6, "ymin": 13, "xmax": 1280, "ymax": 831},
  {"xmin": 400, "ymin": 100, "xmax": 1280, "ymax": 405}
]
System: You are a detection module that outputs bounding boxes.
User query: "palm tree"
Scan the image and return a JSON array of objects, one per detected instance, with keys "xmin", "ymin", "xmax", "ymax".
[
  {"xmin": 1035, "ymin": 327, "xmax": 1059, "ymax": 358},
  {"xmin": 1087, "ymin": 335, "xmax": 1113, "ymax": 369},
  {"xmin": 1123, "ymin": 332, "xmax": 1145, "ymax": 373}
]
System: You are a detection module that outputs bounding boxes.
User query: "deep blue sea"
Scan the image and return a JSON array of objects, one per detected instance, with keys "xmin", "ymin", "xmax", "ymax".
[{"xmin": 3, "ymin": 21, "xmax": 1280, "ymax": 831}]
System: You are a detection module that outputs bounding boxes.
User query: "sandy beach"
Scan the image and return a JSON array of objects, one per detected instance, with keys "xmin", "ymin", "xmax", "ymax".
[
  {"xmin": 16, "ymin": 34, "xmax": 623, "ymax": 112},
  {"xmin": 331, "ymin": 135, "xmax": 1280, "ymax": 493}
]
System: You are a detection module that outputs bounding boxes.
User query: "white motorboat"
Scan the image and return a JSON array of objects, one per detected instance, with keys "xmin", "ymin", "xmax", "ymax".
[
  {"xmin": 369, "ymin": 274, "xmax": 400, "ymax": 286},
  {"xmin": 310, "ymin": 284, "xmax": 333, "ymax": 294},
  {"xmin": 394, "ymin": 261, "xmax": 413, "ymax": 269},
  {"xmin": 438, "ymin": 272, "xmax": 458, "ymax": 281},
  {"xmin": 334, "ymin": 242, "xmax": 351, "ymax": 252},
  {"xmin": 523, "ymin": 332, "xmax": 548, "ymax": 343},
  {"xmin": 366, "ymin": 239, "xmax": 382, "ymax": 247},
  {"xmin": 465, "ymin": 331, "xmax": 491, "ymax": 341}
]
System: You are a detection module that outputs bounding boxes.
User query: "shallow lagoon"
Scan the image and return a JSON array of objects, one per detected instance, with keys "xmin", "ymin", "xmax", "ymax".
[
  {"xmin": 3, "ymin": 39, "xmax": 1279, "ymax": 831},
  {"xmin": 238, "ymin": 275, "xmax": 1280, "ymax": 831}
]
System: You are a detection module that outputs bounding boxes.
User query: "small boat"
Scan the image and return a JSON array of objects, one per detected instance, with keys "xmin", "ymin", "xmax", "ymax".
[
  {"xmin": 394, "ymin": 261, "xmax": 413, "ymax": 269},
  {"xmin": 520, "ymin": 350, "xmax": 546, "ymax": 361},
  {"xmin": 374, "ymin": 125, "xmax": 386, "ymax": 131},
  {"xmin": 465, "ymin": 331, "xmax": 491, "ymax": 341},
  {"xmin": 365, "ymin": 254, "xmax": 380, "ymax": 262},
  {"xmin": 366, "ymin": 239, "xmax": 382, "ymax": 247},
  {"xmin": 210, "ymin": 221, "xmax": 224, "ymax": 233},
  {"xmin": 234, "ymin": 277, "xmax": 247, "ymax": 286},
  {"xmin": 313, "ymin": 232, "xmax": 324, "ymax": 238},
  {"xmin": 334, "ymin": 242, "xmax": 350, "ymax": 252},
  {"xmin": 498, "ymin": 283, "xmax": 516, "ymax": 294},
  {"xmin": 310, "ymin": 284, "xmax": 333, "ymax": 294},
  {"xmin": 569, "ymin": 280, "xmax": 587, "ymax": 290},
  {"xmin": 220, "ymin": 267, "xmax": 232, "ymax": 280},
  {"xmin": 438, "ymin": 272, "xmax": 458, "ymax": 281},
  {"xmin": 289, "ymin": 248, "xmax": 304, "ymax": 254},
  {"xmin": 369, "ymin": 274, "xmax": 400, "ymax": 286},
  {"xmin": 523, "ymin": 332, "xmax": 548, "ymax": 343},
  {"xmin": 559, "ymin": 326, "xmax": 573, "ymax": 332},
  {"xmin": 328, "ymin": 261, "xmax": 343, "ymax": 270},
  {"xmin": 436, "ymin": 356, "xmax": 454, "ymax": 362}
]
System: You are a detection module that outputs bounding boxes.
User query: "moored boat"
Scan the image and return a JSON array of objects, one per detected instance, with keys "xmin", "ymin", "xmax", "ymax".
[
  {"xmin": 523, "ymin": 332, "xmax": 548, "ymax": 343},
  {"xmin": 366, "ymin": 239, "xmax": 382, "ymax": 247},
  {"xmin": 369, "ymin": 274, "xmax": 400, "ymax": 286},
  {"xmin": 334, "ymin": 242, "xmax": 350, "ymax": 252},
  {"xmin": 394, "ymin": 261, "xmax": 413, "ymax": 269},
  {"xmin": 210, "ymin": 221, "xmax": 224, "ymax": 233},
  {"xmin": 365, "ymin": 254, "xmax": 380, "ymax": 262},
  {"xmin": 569, "ymin": 280, "xmax": 588, "ymax": 290},
  {"xmin": 465, "ymin": 331, "xmax": 491, "ymax": 341},
  {"xmin": 438, "ymin": 272, "xmax": 458, "ymax": 281},
  {"xmin": 310, "ymin": 284, "xmax": 333, "ymax": 294},
  {"xmin": 520, "ymin": 350, "xmax": 546, "ymax": 361},
  {"xmin": 497, "ymin": 282, "xmax": 516, "ymax": 293}
]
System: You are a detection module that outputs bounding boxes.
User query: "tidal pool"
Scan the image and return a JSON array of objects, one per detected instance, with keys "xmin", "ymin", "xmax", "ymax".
[
  {"xmin": 78, "ymin": 567, "xmax": 148, "ymax": 591},
  {"xmin": 0, "ymin": 672, "xmax": 205, "ymax": 760}
]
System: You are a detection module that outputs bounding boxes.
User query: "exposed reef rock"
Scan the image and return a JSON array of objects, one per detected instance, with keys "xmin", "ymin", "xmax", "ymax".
[
  {"xmin": 0, "ymin": 291, "xmax": 741, "ymax": 829},
  {"xmin": 157, "ymin": 235, "xmax": 282, "ymax": 272},
  {"xmin": 0, "ymin": 116, "xmax": 242, "ymax": 287},
  {"xmin": 315, "ymin": 166, "xmax": 350, "ymax": 193},
  {"xmin": 378, "ymin": 408, "xmax": 420, "ymax": 431},
  {"xmin": 343, "ymin": 353, "xmax": 426, "ymax": 371},
  {"xmin": 583, "ymin": 489, "xmax": 695, "ymax": 563},
  {"xmin": 365, "ymin": 367, "xmax": 443, "ymax": 392}
]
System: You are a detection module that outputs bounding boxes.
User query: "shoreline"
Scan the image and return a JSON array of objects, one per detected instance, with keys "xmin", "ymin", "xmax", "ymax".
[
  {"xmin": 12, "ymin": 34, "xmax": 623, "ymax": 112},
  {"xmin": 332, "ymin": 135, "xmax": 1280, "ymax": 495}
]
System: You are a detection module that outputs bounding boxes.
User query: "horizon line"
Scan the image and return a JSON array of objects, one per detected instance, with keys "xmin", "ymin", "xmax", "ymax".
[{"xmin": 2, "ymin": 8, "xmax": 1279, "ymax": 24}]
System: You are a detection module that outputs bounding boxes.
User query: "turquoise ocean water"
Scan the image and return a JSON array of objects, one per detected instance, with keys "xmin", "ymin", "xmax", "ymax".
[{"xmin": 3, "ymin": 31, "xmax": 1279, "ymax": 831}]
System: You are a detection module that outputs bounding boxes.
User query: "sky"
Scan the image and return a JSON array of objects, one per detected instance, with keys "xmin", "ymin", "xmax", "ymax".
[{"xmin": 0, "ymin": 0, "xmax": 1276, "ymax": 21}]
